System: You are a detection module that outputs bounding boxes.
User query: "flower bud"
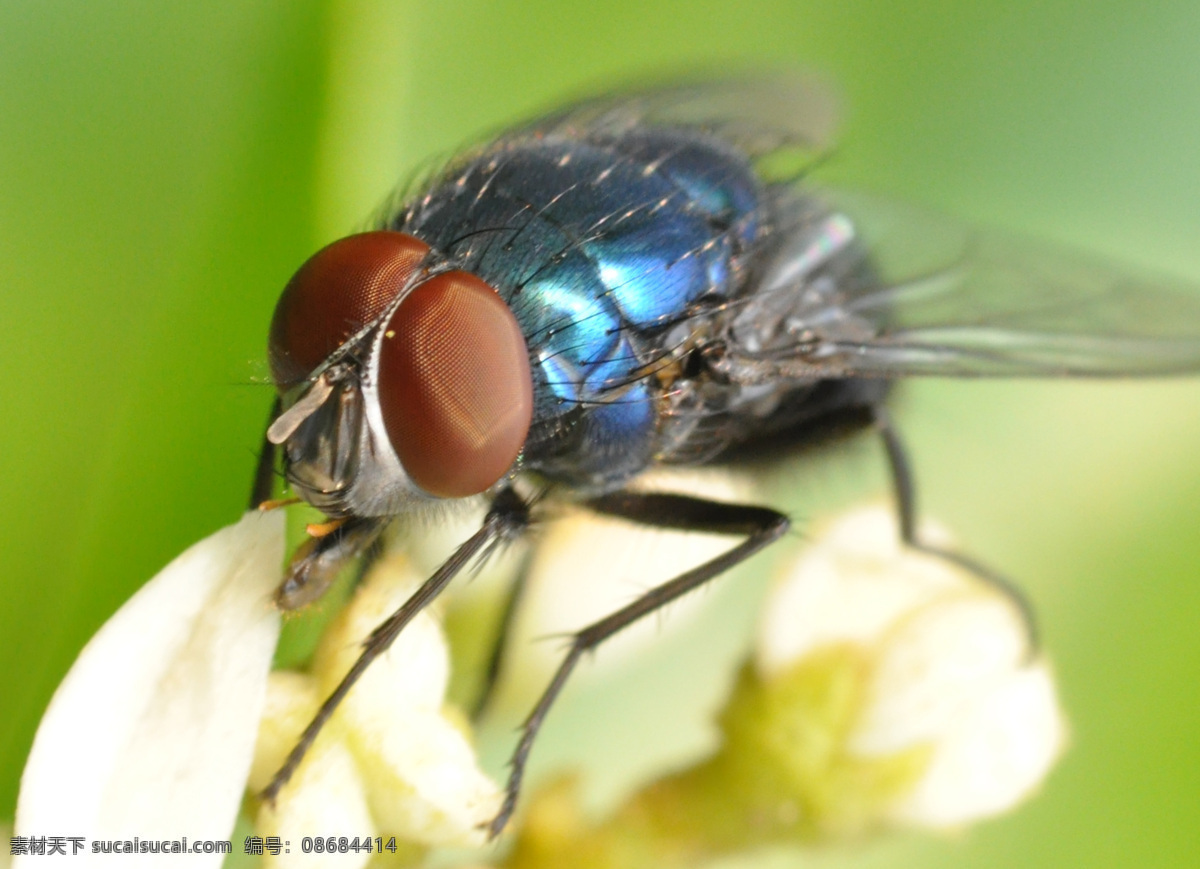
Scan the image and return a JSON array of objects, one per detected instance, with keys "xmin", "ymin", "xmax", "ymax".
[{"xmin": 753, "ymin": 505, "xmax": 1066, "ymax": 830}]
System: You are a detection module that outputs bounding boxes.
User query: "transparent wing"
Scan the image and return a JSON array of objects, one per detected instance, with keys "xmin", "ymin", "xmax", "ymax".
[
  {"xmin": 379, "ymin": 74, "xmax": 839, "ymax": 230},
  {"xmin": 739, "ymin": 189, "xmax": 1200, "ymax": 379},
  {"xmin": 509, "ymin": 73, "xmax": 839, "ymax": 170},
  {"xmin": 513, "ymin": 81, "xmax": 1200, "ymax": 378}
]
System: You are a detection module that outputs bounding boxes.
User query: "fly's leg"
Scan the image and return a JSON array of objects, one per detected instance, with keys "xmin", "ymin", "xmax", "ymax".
[
  {"xmin": 261, "ymin": 487, "xmax": 533, "ymax": 805},
  {"xmin": 249, "ymin": 396, "xmax": 283, "ymax": 509},
  {"xmin": 468, "ymin": 551, "xmax": 533, "ymax": 720},
  {"xmin": 873, "ymin": 405, "xmax": 1039, "ymax": 651},
  {"xmin": 488, "ymin": 492, "xmax": 790, "ymax": 839}
]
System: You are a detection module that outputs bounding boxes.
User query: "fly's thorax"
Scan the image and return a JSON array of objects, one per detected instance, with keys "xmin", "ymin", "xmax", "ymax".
[
  {"xmin": 640, "ymin": 199, "xmax": 884, "ymax": 466},
  {"xmin": 385, "ymin": 129, "xmax": 774, "ymax": 491}
]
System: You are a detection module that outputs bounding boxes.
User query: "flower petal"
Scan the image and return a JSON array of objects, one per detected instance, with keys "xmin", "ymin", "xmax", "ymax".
[
  {"xmin": 852, "ymin": 595, "xmax": 1065, "ymax": 827},
  {"xmin": 848, "ymin": 594, "xmax": 1030, "ymax": 754},
  {"xmin": 757, "ymin": 506, "xmax": 962, "ymax": 676},
  {"xmin": 347, "ymin": 708, "xmax": 502, "ymax": 847},
  {"xmin": 885, "ymin": 662, "xmax": 1065, "ymax": 827},
  {"xmin": 254, "ymin": 673, "xmax": 377, "ymax": 869},
  {"xmin": 15, "ymin": 511, "xmax": 284, "ymax": 863},
  {"xmin": 753, "ymin": 504, "xmax": 1065, "ymax": 832}
]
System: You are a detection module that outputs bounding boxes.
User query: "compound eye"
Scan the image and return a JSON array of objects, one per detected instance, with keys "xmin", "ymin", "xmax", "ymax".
[
  {"xmin": 377, "ymin": 271, "xmax": 533, "ymax": 499},
  {"xmin": 268, "ymin": 231, "xmax": 431, "ymax": 388}
]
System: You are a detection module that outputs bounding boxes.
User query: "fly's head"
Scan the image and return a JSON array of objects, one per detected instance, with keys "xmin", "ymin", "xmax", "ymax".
[{"xmin": 265, "ymin": 231, "xmax": 535, "ymax": 520}]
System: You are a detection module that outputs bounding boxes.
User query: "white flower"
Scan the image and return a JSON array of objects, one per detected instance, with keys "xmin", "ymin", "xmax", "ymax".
[
  {"xmin": 252, "ymin": 549, "xmax": 502, "ymax": 863},
  {"xmin": 14, "ymin": 510, "xmax": 284, "ymax": 866},
  {"xmin": 13, "ymin": 511, "xmax": 500, "ymax": 868},
  {"xmin": 756, "ymin": 504, "xmax": 1066, "ymax": 829}
]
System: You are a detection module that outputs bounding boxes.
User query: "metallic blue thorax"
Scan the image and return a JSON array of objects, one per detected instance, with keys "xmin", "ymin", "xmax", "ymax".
[{"xmin": 390, "ymin": 128, "xmax": 767, "ymax": 489}]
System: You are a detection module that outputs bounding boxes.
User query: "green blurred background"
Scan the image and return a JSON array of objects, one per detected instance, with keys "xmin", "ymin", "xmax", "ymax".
[{"xmin": 2, "ymin": 1, "xmax": 1198, "ymax": 866}]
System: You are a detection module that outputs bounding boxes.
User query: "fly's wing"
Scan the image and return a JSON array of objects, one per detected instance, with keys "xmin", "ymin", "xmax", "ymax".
[
  {"xmin": 507, "ymin": 73, "xmax": 838, "ymax": 170},
  {"xmin": 735, "ymin": 189, "xmax": 1200, "ymax": 379},
  {"xmin": 378, "ymin": 75, "xmax": 836, "ymax": 232},
  {"xmin": 511, "ymin": 81, "xmax": 1199, "ymax": 378}
]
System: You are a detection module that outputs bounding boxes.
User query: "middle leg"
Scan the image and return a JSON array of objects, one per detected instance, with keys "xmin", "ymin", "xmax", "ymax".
[{"xmin": 487, "ymin": 491, "xmax": 790, "ymax": 837}]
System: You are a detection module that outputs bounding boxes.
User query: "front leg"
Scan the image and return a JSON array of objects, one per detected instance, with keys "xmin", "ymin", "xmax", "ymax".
[
  {"xmin": 261, "ymin": 486, "xmax": 533, "ymax": 805},
  {"xmin": 249, "ymin": 396, "xmax": 282, "ymax": 509}
]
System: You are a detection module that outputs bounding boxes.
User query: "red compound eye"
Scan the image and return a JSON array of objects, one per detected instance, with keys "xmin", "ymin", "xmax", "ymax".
[
  {"xmin": 377, "ymin": 270, "xmax": 533, "ymax": 499},
  {"xmin": 268, "ymin": 231, "xmax": 431, "ymax": 387}
]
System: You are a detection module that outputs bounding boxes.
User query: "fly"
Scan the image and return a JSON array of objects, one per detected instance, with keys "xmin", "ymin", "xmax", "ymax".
[{"xmin": 254, "ymin": 77, "xmax": 1200, "ymax": 836}]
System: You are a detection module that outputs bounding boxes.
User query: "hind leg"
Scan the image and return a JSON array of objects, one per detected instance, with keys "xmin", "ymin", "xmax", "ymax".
[{"xmin": 873, "ymin": 404, "xmax": 1039, "ymax": 651}]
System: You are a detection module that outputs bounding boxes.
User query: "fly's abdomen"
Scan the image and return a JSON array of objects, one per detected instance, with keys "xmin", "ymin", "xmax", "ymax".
[{"xmin": 391, "ymin": 129, "xmax": 766, "ymax": 488}]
